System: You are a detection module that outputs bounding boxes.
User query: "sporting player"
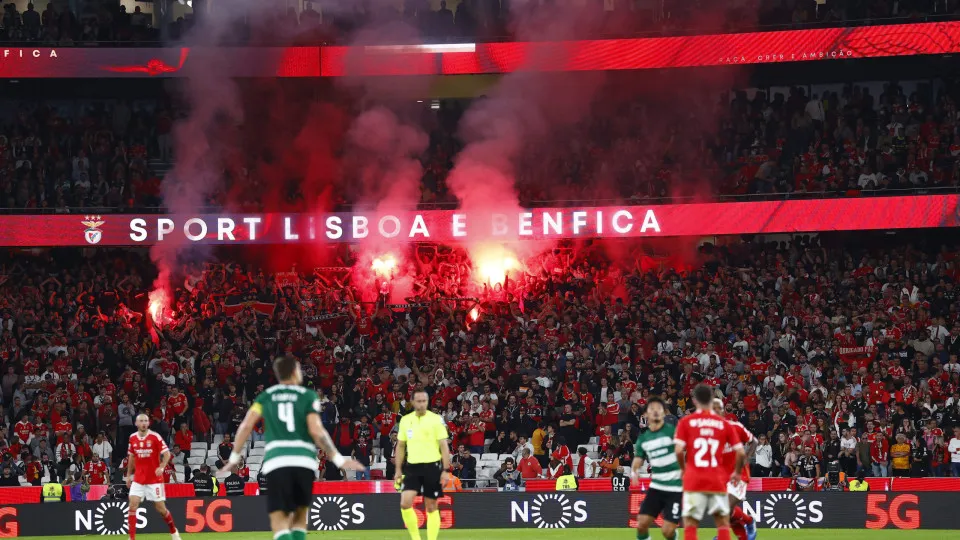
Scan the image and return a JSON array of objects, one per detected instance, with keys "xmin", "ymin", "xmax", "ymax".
[
  {"xmin": 711, "ymin": 398, "xmax": 758, "ymax": 540},
  {"xmin": 631, "ymin": 397, "xmax": 681, "ymax": 540},
  {"xmin": 125, "ymin": 414, "xmax": 180, "ymax": 540},
  {"xmin": 221, "ymin": 357, "xmax": 364, "ymax": 540},
  {"xmin": 674, "ymin": 385, "xmax": 745, "ymax": 540}
]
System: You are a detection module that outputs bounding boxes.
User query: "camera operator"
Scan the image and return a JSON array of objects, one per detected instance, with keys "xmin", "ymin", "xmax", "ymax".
[{"xmin": 822, "ymin": 461, "xmax": 847, "ymax": 491}]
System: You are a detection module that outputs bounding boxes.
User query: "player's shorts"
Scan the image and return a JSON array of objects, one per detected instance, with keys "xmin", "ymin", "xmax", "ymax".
[
  {"xmin": 129, "ymin": 482, "xmax": 166, "ymax": 502},
  {"xmin": 726, "ymin": 479, "xmax": 747, "ymax": 501},
  {"xmin": 401, "ymin": 461, "xmax": 443, "ymax": 499},
  {"xmin": 638, "ymin": 488, "xmax": 683, "ymax": 524},
  {"xmin": 266, "ymin": 467, "xmax": 316, "ymax": 513},
  {"xmin": 682, "ymin": 492, "xmax": 730, "ymax": 521}
]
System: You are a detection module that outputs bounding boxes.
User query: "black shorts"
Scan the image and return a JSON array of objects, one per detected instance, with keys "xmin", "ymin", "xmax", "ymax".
[
  {"xmin": 402, "ymin": 461, "xmax": 443, "ymax": 499},
  {"xmin": 639, "ymin": 488, "xmax": 682, "ymax": 524},
  {"xmin": 266, "ymin": 467, "xmax": 315, "ymax": 514}
]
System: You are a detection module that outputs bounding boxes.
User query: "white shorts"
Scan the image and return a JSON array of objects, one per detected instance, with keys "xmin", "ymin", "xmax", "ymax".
[
  {"xmin": 726, "ymin": 479, "xmax": 747, "ymax": 501},
  {"xmin": 129, "ymin": 482, "xmax": 166, "ymax": 502},
  {"xmin": 682, "ymin": 492, "xmax": 730, "ymax": 521}
]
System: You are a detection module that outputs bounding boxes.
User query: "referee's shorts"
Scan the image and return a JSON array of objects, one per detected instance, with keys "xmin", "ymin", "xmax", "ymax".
[{"xmin": 401, "ymin": 461, "xmax": 443, "ymax": 499}]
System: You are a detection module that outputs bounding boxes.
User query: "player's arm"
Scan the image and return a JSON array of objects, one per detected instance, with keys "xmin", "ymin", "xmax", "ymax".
[
  {"xmin": 730, "ymin": 432, "xmax": 746, "ymax": 482},
  {"xmin": 125, "ymin": 453, "xmax": 135, "ymax": 487},
  {"xmin": 307, "ymin": 409, "xmax": 365, "ymax": 471},
  {"xmin": 157, "ymin": 448, "xmax": 172, "ymax": 477},
  {"xmin": 439, "ymin": 437, "xmax": 452, "ymax": 471},
  {"xmin": 394, "ymin": 440, "xmax": 406, "ymax": 481}
]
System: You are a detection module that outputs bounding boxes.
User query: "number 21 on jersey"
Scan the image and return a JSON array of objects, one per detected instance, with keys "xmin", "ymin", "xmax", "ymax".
[{"xmin": 693, "ymin": 437, "xmax": 719, "ymax": 467}]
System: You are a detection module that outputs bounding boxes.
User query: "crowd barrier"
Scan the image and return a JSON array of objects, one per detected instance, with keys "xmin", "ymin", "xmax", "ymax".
[{"xmin": 0, "ymin": 491, "xmax": 956, "ymax": 535}]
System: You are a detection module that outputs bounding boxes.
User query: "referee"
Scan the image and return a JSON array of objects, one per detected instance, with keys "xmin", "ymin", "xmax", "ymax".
[{"xmin": 395, "ymin": 391, "xmax": 452, "ymax": 540}]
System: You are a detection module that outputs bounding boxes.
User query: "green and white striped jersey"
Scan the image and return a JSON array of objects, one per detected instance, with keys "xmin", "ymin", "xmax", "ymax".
[
  {"xmin": 252, "ymin": 384, "xmax": 320, "ymax": 474},
  {"xmin": 633, "ymin": 422, "xmax": 682, "ymax": 492}
]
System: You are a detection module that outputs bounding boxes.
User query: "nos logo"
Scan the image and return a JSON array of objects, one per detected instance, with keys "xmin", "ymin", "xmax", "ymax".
[
  {"xmin": 510, "ymin": 494, "xmax": 588, "ymax": 529},
  {"xmin": 76, "ymin": 502, "xmax": 148, "ymax": 535},
  {"xmin": 309, "ymin": 496, "xmax": 365, "ymax": 531},
  {"xmin": 744, "ymin": 494, "xmax": 824, "ymax": 529}
]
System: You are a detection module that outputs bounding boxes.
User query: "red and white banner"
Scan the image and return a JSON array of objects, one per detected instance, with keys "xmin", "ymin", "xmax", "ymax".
[
  {"xmin": 1, "ymin": 20, "xmax": 960, "ymax": 79},
  {"xmin": 6, "ymin": 194, "xmax": 960, "ymax": 246}
]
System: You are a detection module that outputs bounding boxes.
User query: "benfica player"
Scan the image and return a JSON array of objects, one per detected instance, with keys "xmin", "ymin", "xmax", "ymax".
[
  {"xmin": 125, "ymin": 414, "xmax": 180, "ymax": 540},
  {"xmin": 711, "ymin": 398, "xmax": 758, "ymax": 540},
  {"xmin": 674, "ymin": 385, "xmax": 745, "ymax": 540}
]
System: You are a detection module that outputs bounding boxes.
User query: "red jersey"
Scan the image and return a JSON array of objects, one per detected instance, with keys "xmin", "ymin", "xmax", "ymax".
[
  {"xmin": 168, "ymin": 393, "xmax": 188, "ymax": 416},
  {"xmin": 84, "ymin": 461, "xmax": 108, "ymax": 484},
  {"xmin": 675, "ymin": 410, "xmax": 743, "ymax": 493},
  {"xmin": 721, "ymin": 419, "xmax": 753, "ymax": 483},
  {"xmin": 128, "ymin": 430, "xmax": 169, "ymax": 484},
  {"xmin": 375, "ymin": 412, "xmax": 397, "ymax": 436}
]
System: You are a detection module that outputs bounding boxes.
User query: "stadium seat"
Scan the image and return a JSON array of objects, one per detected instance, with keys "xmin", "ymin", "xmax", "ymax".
[
  {"xmin": 253, "ymin": 440, "xmax": 265, "ymax": 448},
  {"xmin": 588, "ymin": 437, "xmax": 599, "ymax": 444},
  {"xmin": 213, "ymin": 435, "xmax": 224, "ymax": 445},
  {"xmin": 480, "ymin": 453, "xmax": 498, "ymax": 462},
  {"xmin": 187, "ymin": 456, "xmax": 204, "ymax": 467},
  {"xmin": 247, "ymin": 455, "xmax": 263, "ymax": 465},
  {"xmin": 205, "ymin": 456, "xmax": 220, "ymax": 466},
  {"xmin": 249, "ymin": 448, "xmax": 265, "ymax": 457},
  {"xmin": 497, "ymin": 454, "xmax": 512, "ymax": 461},
  {"xmin": 190, "ymin": 442, "xmax": 208, "ymax": 453}
]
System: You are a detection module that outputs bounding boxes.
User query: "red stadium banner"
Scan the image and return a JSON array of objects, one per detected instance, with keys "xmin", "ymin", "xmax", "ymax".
[
  {"xmin": 323, "ymin": 21, "xmax": 960, "ymax": 76},
  {"xmin": 4, "ymin": 194, "xmax": 959, "ymax": 246},
  {"xmin": 0, "ymin": 20, "xmax": 959, "ymax": 78}
]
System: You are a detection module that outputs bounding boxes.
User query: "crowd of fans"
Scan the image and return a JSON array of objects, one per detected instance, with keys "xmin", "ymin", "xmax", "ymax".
[
  {"xmin": 0, "ymin": 230, "xmax": 959, "ymax": 489},
  {"xmin": 3, "ymin": 75, "xmax": 959, "ymax": 212},
  {"xmin": 0, "ymin": 97, "xmax": 169, "ymax": 210},
  {"xmin": 2, "ymin": 1, "xmax": 958, "ymax": 45}
]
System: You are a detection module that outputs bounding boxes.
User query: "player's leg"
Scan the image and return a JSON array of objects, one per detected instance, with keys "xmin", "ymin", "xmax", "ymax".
[
  {"xmin": 269, "ymin": 511, "xmax": 294, "ymax": 540},
  {"xmin": 681, "ymin": 492, "xmax": 707, "ymax": 540},
  {"xmin": 710, "ymin": 494, "xmax": 733, "ymax": 540},
  {"xmin": 399, "ymin": 467, "xmax": 423, "ymax": 540},
  {"xmin": 660, "ymin": 492, "xmax": 681, "ymax": 540},
  {"xmin": 290, "ymin": 506, "xmax": 309, "ymax": 540},
  {"xmin": 152, "ymin": 499, "xmax": 180, "ymax": 540},
  {"xmin": 636, "ymin": 514, "xmax": 655, "ymax": 540},
  {"xmin": 266, "ymin": 469, "xmax": 296, "ymax": 540},
  {"xmin": 423, "ymin": 463, "xmax": 444, "ymax": 540},
  {"xmin": 128, "ymin": 494, "xmax": 142, "ymax": 540},
  {"xmin": 288, "ymin": 469, "xmax": 314, "ymax": 540},
  {"xmin": 637, "ymin": 489, "xmax": 665, "ymax": 540}
]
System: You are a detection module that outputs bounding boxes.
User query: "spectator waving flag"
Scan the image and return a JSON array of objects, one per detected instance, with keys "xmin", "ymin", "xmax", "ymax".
[{"xmin": 223, "ymin": 293, "xmax": 277, "ymax": 317}]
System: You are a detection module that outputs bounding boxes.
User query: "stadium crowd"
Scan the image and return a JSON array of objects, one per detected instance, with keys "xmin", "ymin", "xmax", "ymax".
[
  {"xmin": 3, "ymin": 76, "xmax": 960, "ymax": 213},
  {"xmin": 0, "ymin": 230, "xmax": 959, "ymax": 489}
]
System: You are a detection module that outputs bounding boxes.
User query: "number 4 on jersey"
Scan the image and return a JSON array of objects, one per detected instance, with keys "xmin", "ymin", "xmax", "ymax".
[{"xmin": 278, "ymin": 403, "xmax": 296, "ymax": 432}]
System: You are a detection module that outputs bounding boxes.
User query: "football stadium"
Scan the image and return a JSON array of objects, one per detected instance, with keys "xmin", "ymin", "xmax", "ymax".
[{"xmin": 0, "ymin": 0, "xmax": 959, "ymax": 539}]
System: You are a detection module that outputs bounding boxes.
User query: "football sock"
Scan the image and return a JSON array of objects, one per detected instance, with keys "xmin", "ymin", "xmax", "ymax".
[
  {"xmin": 731, "ymin": 506, "xmax": 754, "ymax": 525},
  {"xmin": 128, "ymin": 511, "xmax": 137, "ymax": 540},
  {"xmin": 401, "ymin": 507, "xmax": 422, "ymax": 540},
  {"xmin": 637, "ymin": 532, "xmax": 651, "ymax": 540},
  {"xmin": 273, "ymin": 529, "xmax": 292, "ymax": 540},
  {"xmin": 291, "ymin": 528, "xmax": 306, "ymax": 540},
  {"xmin": 162, "ymin": 511, "xmax": 177, "ymax": 534},
  {"xmin": 732, "ymin": 523, "xmax": 747, "ymax": 540},
  {"xmin": 684, "ymin": 523, "xmax": 698, "ymax": 540},
  {"xmin": 665, "ymin": 531, "xmax": 677, "ymax": 540},
  {"xmin": 426, "ymin": 510, "xmax": 440, "ymax": 540},
  {"xmin": 717, "ymin": 525, "xmax": 732, "ymax": 540}
]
